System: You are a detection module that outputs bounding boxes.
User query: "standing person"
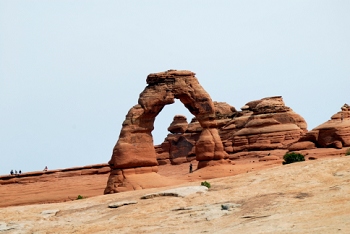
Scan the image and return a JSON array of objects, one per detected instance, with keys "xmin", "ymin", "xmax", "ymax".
[
  {"xmin": 15, "ymin": 170, "xmax": 17, "ymax": 175},
  {"xmin": 189, "ymin": 162, "xmax": 193, "ymax": 173},
  {"xmin": 10, "ymin": 170, "xmax": 13, "ymax": 175},
  {"xmin": 43, "ymin": 166, "xmax": 48, "ymax": 171},
  {"xmin": 19, "ymin": 170, "xmax": 22, "ymax": 174}
]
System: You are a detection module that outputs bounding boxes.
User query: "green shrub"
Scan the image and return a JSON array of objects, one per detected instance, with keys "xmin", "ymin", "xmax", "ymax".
[
  {"xmin": 283, "ymin": 152, "xmax": 305, "ymax": 165},
  {"xmin": 201, "ymin": 181, "xmax": 211, "ymax": 189},
  {"xmin": 76, "ymin": 195, "xmax": 85, "ymax": 200},
  {"xmin": 346, "ymin": 148, "xmax": 350, "ymax": 156}
]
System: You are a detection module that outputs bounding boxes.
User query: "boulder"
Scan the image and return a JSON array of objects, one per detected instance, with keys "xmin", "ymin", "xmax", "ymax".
[{"xmin": 167, "ymin": 115, "xmax": 188, "ymax": 134}]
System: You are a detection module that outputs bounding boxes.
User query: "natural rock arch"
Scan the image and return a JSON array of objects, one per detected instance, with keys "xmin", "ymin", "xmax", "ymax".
[{"xmin": 104, "ymin": 70, "xmax": 227, "ymax": 194}]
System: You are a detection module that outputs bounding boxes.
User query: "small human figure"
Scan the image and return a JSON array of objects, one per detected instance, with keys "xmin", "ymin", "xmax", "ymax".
[
  {"xmin": 43, "ymin": 166, "xmax": 48, "ymax": 171},
  {"xmin": 19, "ymin": 170, "xmax": 22, "ymax": 174},
  {"xmin": 189, "ymin": 163, "xmax": 193, "ymax": 173},
  {"xmin": 15, "ymin": 170, "xmax": 17, "ymax": 175},
  {"xmin": 10, "ymin": 170, "xmax": 14, "ymax": 175}
]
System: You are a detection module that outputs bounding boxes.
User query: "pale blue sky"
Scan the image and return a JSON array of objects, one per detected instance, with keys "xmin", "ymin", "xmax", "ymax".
[{"xmin": 1, "ymin": 1, "xmax": 349, "ymax": 175}]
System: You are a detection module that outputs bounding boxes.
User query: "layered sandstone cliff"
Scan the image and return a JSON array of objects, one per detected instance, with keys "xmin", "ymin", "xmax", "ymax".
[{"xmin": 155, "ymin": 96, "xmax": 308, "ymax": 164}]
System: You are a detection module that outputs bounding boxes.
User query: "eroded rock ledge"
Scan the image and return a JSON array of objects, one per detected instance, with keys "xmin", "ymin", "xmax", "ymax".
[{"xmin": 0, "ymin": 163, "xmax": 110, "ymax": 185}]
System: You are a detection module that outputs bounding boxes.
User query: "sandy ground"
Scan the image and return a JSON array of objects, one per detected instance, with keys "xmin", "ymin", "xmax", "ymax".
[{"xmin": 1, "ymin": 156, "xmax": 350, "ymax": 233}]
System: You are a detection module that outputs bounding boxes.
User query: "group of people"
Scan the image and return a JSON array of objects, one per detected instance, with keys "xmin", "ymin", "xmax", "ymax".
[
  {"xmin": 10, "ymin": 169, "xmax": 21, "ymax": 175},
  {"xmin": 8, "ymin": 166, "xmax": 48, "ymax": 175}
]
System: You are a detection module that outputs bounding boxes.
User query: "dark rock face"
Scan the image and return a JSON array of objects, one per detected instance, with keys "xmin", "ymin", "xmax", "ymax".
[
  {"xmin": 169, "ymin": 135, "xmax": 195, "ymax": 164},
  {"xmin": 105, "ymin": 70, "xmax": 227, "ymax": 194}
]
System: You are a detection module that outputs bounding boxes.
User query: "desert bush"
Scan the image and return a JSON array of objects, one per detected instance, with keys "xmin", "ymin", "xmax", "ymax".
[
  {"xmin": 201, "ymin": 181, "xmax": 211, "ymax": 188},
  {"xmin": 76, "ymin": 195, "xmax": 85, "ymax": 200},
  {"xmin": 346, "ymin": 148, "xmax": 350, "ymax": 156},
  {"xmin": 283, "ymin": 152, "xmax": 305, "ymax": 165}
]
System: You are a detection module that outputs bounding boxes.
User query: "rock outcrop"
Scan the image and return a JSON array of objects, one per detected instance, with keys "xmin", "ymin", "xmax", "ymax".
[
  {"xmin": 105, "ymin": 70, "xmax": 228, "ymax": 194},
  {"xmin": 105, "ymin": 70, "xmax": 347, "ymax": 195},
  {"xmin": 167, "ymin": 115, "xmax": 188, "ymax": 134},
  {"xmin": 0, "ymin": 163, "xmax": 110, "ymax": 185},
  {"xmin": 155, "ymin": 101, "xmax": 236, "ymax": 166},
  {"xmin": 155, "ymin": 96, "xmax": 307, "ymax": 164},
  {"xmin": 300, "ymin": 104, "xmax": 350, "ymax": 149},
  {"xmin": 225, "ymin": 96, "xmax": 307, "ymax": 153}
]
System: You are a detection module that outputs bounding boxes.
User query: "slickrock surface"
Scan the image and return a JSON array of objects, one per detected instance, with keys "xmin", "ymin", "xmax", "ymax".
[
  {"xmin": 0, "ymin": 164, "xmax": 110, "ymax": 207},
  {"xmin": 0, "ymin": 172, "xmax": 109, "ymax": 208},
  {"xmin": 1, "ymin": 156, "xmax": 350, "ymax": 233},
  {"xmin": 140, "ymin": 186, "xmax": 208, "ymax": 199}
]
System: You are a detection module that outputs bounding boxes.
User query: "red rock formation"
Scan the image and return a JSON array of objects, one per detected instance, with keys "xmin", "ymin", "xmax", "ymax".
[
  {"xmin": 105, "ymin": 70, "xmax": 227, "ymax": 194},
  {"xmin": 155, "ymin": 96, "xmax": 307, "ymax": 163},
  {"xmin": 154, "ymin": 102, "xmax": 235, "ymax": 166},
  {"xmin": 227, "ymin": 96, "xmax": 307, "ymax": 152},
  {"xmin": 301, "ymin": 104, "xmax": 350, "ymax": 149},
  {"xmin": 167, "ymin": 115, "xmax": 188, "ymax": 134},
  {"xmin": 0, "ymin": 164, "xmax": 110, "ymax": 185},
  {"xmin": 288, "ymin": 141, "xmax": 315, "ymax": 151}
]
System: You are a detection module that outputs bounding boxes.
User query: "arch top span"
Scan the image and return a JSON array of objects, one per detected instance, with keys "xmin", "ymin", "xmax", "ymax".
[
  {"xmin": 139, "ymin": 70, "xmax": 217, "ymax": 127},
  {"xmin": 146, "ymin": 70, "xmax": 195, "ymax": 84},
  {"xmin": 105, "ymin": 70, "xmax": 227, "ymax": 194}
]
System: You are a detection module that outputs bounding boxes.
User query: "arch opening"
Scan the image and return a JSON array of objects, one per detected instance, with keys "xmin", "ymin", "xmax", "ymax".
[
  {"xmin": 105, "ymin": 70, "xmax": 227, "ymax": 194},
  {"xmin": 153, "ymin": 99, "xmax": 194, "ymax": 145}
]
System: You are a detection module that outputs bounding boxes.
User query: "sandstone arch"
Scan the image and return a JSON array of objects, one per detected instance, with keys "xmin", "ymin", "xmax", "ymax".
[{"xmin": 104, "ymin": 70, "xmax": 227, "ymax": 194}]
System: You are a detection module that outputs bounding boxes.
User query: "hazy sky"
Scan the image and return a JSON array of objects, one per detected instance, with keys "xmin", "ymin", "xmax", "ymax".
[{"xmin": 1, "ymin": 1, "xmax": 349, "ymax": 175}]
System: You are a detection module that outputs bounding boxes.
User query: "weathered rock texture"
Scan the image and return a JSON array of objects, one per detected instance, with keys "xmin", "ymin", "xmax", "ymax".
[
  {"xmin": 168, "ymin": 115, "xmax": 188, "ymax": 134},
  {"xmin": 156, "ymin": 96, "xmax": 308, "ymax": 164},
  {"xmin": 105, "ymin": 70, "xmax": 227, "ymax": 194},
  {"xmin": 300, "ymin": 104, "xmax": 350, "ymax": 149},
  {"xmin": 155, "ymin": 101, "xmax": 236, "ymax": 166},
  {"xmin": 226, "ymin": 96, "xmax": 307, "ymax": 153}
]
